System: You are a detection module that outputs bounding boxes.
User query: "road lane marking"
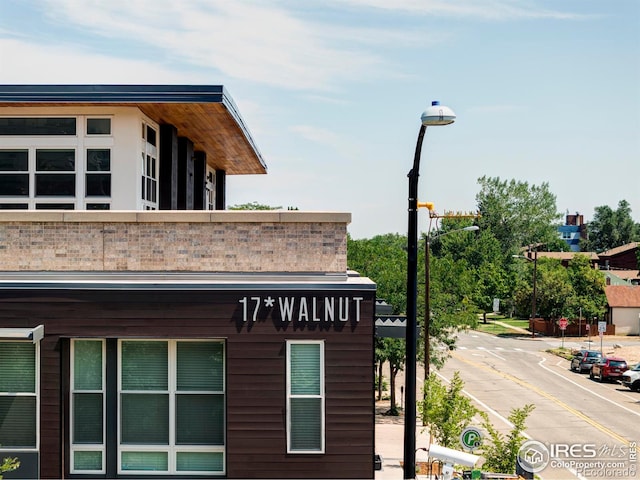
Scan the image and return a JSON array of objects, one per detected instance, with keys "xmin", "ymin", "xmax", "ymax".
[
  {"xmin": 537, "ymin": 356, "xmax": 640, "ymax": 416},
  {"xmin": 451, "ymin": 351, "xmax": 640, "ymax": 455}
]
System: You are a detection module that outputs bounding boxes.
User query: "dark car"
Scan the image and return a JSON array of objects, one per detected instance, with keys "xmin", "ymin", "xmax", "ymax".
[
  {"xmin": 570, "ymin": 350, "xmax": 603, "ymax": 373},
  {"xmin": 589, "ymin": 357, "xmax": 628, "ymax": 382}
]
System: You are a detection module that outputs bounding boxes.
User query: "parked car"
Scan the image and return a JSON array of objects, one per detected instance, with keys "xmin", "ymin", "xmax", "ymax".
[
  {"xmin": 621, "ymin": 363, "xmax": 640, "ymax": 392},
  {"xmin": 570, "ymin": 350, "xmax": 602, "ymax": 373},
  {"xmin": 589, "ymin": 357, "xmax": 628, "ymax": 382}
]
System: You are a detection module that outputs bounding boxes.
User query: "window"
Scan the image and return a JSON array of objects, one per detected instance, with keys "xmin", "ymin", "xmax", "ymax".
[
  {"xmin": 86, "ymin": 118, "xmax": 111, "ymax": 135},
  {"xmin": 206, "ymin": 170, "xmax": 215, "ymax": 210},
  {"xmin": 71, "ymin": 339, "xmax": 225, "ymax": 475},
  {"xmin": 119, "ymin": 340, "xmax": 225, "ymax": 474},
  {"xmin": 71, "ymin": 340, "xmax": 105, "ymax": 473},
  {"xmin": 286, "ymin": 340, "xmax": 324, "ymax": 454},
  {"xmin": 0, "ymin": 341, "xmax": 38, "ymax": 449},
  {"xmin": 85, "ymin": 149, "xmax": 111, "ymax": 197},
  {"xmin": 141, "ymin": 123, "xmax": 158, "ymax": 210},
  {"xmin": 35, "ymin": 149, "xmax": 75, "ymax": 196},
  {"xmin": 0, "ymin": 150, "xmax": 29, "ymax": 196},
  {"xmin": 0, "ymin": 117, "xmax": 76, "ymax": 135}
]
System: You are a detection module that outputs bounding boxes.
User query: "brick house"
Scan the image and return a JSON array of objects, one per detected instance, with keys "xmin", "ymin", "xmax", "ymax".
[{"xmin": 0, "ymin": 85, "xmax": 376, "ymax": 479}]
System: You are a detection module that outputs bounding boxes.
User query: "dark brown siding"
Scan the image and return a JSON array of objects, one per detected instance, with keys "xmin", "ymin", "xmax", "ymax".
[{"xmin": 0, "ymin": 287, "xmax": 375, "ymax": 479}]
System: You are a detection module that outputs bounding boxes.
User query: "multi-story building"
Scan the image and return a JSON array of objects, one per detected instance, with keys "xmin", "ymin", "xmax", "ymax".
[{"xmin": 0, "ymin": 85, "xmax": 376, "ymax": 479}]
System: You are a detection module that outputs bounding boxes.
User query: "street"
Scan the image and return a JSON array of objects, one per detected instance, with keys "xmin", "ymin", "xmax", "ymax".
[{"xmin": 437, "ymin": 330, "xmax": 640, "ymax": 479}]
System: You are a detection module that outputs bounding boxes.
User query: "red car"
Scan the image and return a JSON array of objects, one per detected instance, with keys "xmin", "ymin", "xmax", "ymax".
[{"xmin": 590, "ymin": 357, "xmax": 628, "ymax": 382}]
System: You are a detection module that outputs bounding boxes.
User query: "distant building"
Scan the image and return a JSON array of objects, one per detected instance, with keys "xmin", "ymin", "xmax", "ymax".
[{"xmin": 557, "ymin": 212, "xmax": 587, "ymax": 252}]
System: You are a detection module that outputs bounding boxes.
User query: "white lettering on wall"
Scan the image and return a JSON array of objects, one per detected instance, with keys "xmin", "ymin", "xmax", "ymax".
[{"xmin": 240, "ymin": 296, "xmax": 364, "ymax": 324}]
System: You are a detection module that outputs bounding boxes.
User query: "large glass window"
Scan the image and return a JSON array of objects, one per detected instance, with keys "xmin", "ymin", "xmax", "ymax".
[
  {"xmin": 85, "ymin": 149, "xmax": 111, "ymax": 197},
  {"xmin": 71, "ymin": 340, "xmax": 105, "ymax": 474},
  {"xmin": 35, "ymin": 149, "xmax": 75, "ymax": 196},
  {"xmin": 0, "ymin": 117, "xmax": 76, "ymax": 135},
  {"xmin": 0, "ymin": 342, "xmax": 37, "ymax": 449},
  {"xmin": 286, "ymin": 341, "xmax": 324, "ymax": 453},
  {"xmin": 0, "ymin": 150, "xmax": 29, "ymax": 197},
  {"xmin": 118, "ymin": 340, "xmax": 225, "ymax": 474}
]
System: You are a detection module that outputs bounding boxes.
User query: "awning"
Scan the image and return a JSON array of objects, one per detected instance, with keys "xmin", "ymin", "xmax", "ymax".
[{"xmin": 0, "ymin": 325, "xmax": 44, "ymax": 343}]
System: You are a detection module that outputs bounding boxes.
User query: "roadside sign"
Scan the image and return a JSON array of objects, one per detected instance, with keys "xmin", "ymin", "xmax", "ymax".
[
  {"xmin": 598, "ymin": 321, "xmax": 606, "ymax": 333},
  {"xmin": 585, "ymin": 324, "xmax": 590, "ymax": 331},
  {"xmin": 492, "ymin": 298, "xmax": 500, "ymax": 313},
  {"xmin": 558, "ymin": 318, "xmax": 568, "ymax": 330},
  {"xmin": 460, "ymin": 427, "xmax": 483, "ymax": 451}
]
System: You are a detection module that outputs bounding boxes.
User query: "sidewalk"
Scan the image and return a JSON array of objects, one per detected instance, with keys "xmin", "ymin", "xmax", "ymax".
[{"xmin": 375, "ymin": 421, "xmax": 432, "ymax": 479}]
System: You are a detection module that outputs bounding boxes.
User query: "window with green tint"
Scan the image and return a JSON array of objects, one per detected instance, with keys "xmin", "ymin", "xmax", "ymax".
[
  {"xmin": 74, "ymin": 451, "xmax": 102, "ymax": 471},
  {"xmin": 122, "ymin": 451, "xmax": 168, "ymax": 471},
  {"xmin": 176, "ymin": 394, "xmax": 224, "ymax": 445},
  {"xmin": 287, "ymin": 341, "xmax": 324, "ymax": 453},
  {"xmin": 290, "ymin": 343, "xmax": 321, "ymax": 395},
  {"xmin": 121, "ymin": 341, "xmax": 167, "ymax": 390},
  {"xmin": 0, "ymin": 396, "xmax": 36, "ymax": 448},
  {"xmin": 0, "ymin": 342, "xmax": 35, "ymax": 392},
  {"xmin": 177, "ymin": 341, "xmax": 224, "ymax": 391},
  {"xmin": 177, "ymin": 452, "xmax": 223, "ymax": 472},
  {"xmin": 290, "ymin": 398, "xmax": 322, "ymax": 450},
  {"xmin": 74, "ymin": 340, "xmax": 102, "ymax": 390},
  {"xmin": 121, "ymin": 394, "xmax": 169, "ymax": 444},
  {"xmin": 73, "ymin": 393, "xmax": 103, "ymax": 443}
]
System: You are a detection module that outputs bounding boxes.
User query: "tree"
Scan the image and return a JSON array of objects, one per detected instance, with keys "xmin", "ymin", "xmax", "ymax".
[
  {"xmin": 379, "ymin": 337, "xmax": 405, "ymax": 416},
  {"xmin": 228, "ymin": 201, "xmax": 282, "ymax": 210},
  {"xmin": 564, "ymin": 254, "xmax": 607, "ymax": 321},
  {"xmin": 479, "ymin": 404, "xmax": 535, "ymax": 474},
  {"xmin": 418, "ymin": 371, "xmax": 477, "ymax": 447},
  {"xmin": 475, "ymin": 176, "xmax": 562, "ymax": 256},
  {"xmin": 581, "ymin": 200, "xmax": 640, "ymax": 252}
]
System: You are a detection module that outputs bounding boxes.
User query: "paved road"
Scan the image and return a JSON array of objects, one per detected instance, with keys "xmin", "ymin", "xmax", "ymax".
[{"xmin": 438, "ymin": 330, "xmax": 640, "ymax": 479}]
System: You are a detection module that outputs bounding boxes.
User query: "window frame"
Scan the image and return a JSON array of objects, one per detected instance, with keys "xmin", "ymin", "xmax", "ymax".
[
  {"xmin": 286, "ymin": 340, "xmax": 325, "ymax": 454},
  {"xmin": 0, "ymin": 339, "xmax": 40, "ymax": 452},
  {"xmin": 70, "ymin": 339, "xmax": 106, "ymax": 474},
  {"xmin": 117, "ymin": 339, "xmax": 226, "ymax": 475}
]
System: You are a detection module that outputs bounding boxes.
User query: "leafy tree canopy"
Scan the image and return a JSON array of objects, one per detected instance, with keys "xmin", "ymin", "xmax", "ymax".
[
  {"xmin": 581, "ymin": 200, "xmax": 639, "ymax": 253},
  {"xmin": 475, "ymin": 176, "xmax": 561, "ymax": 255}
]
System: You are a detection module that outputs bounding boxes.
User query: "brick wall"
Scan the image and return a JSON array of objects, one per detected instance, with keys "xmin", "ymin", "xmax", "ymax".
[{"xmin": 0, "ymin": 211, "xmax": 350, "ymax": 273}]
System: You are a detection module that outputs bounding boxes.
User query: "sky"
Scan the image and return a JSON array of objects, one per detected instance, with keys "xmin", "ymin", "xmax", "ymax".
[{"xmin": 0, "ymin": 0, "xmax": 638, "ymax": 239}]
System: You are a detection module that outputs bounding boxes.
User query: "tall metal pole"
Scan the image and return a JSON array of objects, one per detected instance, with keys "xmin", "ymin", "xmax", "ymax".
[
  {"xmin": 403, "ymin": 124, "xmax": 426, "ymax": 480},
  {"xmin": 531, "ymin": 248, "xmax": 538, "ymax": 339}
]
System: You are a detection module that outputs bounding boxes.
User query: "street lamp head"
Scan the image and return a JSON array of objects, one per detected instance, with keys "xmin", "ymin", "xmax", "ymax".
[
  {"xmin": 462, "ymin": 226, "xmax": 479, "ymax": 232},
  {"xmin": 421, "ymin": 101, "xmax": 456, "ymax": 126}
]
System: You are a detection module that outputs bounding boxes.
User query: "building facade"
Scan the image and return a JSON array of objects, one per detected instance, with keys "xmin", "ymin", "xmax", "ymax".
[{"xmin": 0, "ymin": 86, "xmax": 376, "ymax": 479}]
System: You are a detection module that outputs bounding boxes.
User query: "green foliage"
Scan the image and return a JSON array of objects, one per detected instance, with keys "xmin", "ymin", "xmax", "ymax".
[
  {"xmin": 581, "ymin": 200, "xmax": 639, "ymax": 253},
  {"xmin": 227, "ymin": 201, "xmax": 283, "ymax": 210},
  {"xmin": 475, "ymin": 176, "xmax": 561, "ymax": 256},
  {"xmin": 0, "ymin": 456, "xmax": 20, "ymax": 478},
  {"xmin": 511, "ymin": 254, "xmax": 606, "ymax": 320},
  {"xmin": 479, "ymin": 404, "xmax": 535, "ymax": 474},
  {"xmin": 418, "ymin": 372, "xmax": 477, "ymax": 448},
  {"xmin": 348, "ymin": 233, "xmax": 408, "ymax": 315}
]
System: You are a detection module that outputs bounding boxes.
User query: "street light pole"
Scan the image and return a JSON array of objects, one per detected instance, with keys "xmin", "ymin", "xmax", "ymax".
[
  {"xmin": 403, "ymin": 101, "xmax": 455, "ymax": 480},
  {"xmin": 513, "ymin": 247, "xmax": 539, "ymax": 339},
  {"xmin": 531, "ymin": 248, "xmax": 538, "ymax": 339}
]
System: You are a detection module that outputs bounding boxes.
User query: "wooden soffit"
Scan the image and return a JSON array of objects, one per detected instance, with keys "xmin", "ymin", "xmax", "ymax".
[{"xmin": 0, "ymin": 85, "xmax": 267, "ymax": 175}]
